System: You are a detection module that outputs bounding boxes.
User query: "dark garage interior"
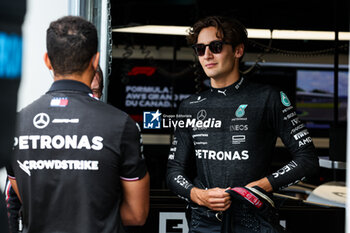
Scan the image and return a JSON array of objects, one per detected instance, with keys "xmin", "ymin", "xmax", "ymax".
[{"xmin": 105, "ymin": 1, "xmax": 349, "ymax": 233}]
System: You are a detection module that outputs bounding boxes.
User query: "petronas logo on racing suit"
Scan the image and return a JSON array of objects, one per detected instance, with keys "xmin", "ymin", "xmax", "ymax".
[
  {"xmin": 235, "ymin": 104, "xmax": 248, "ymax": 118},
  {"xmin": 280, "ymin": 91, "xmax": 291, "ymax": 107}
]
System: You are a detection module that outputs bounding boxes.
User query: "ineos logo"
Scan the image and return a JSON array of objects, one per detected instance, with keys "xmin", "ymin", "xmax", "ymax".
[
  {"xmin": 196, "ymin": 110, "xmax": 207, "ymax": 121},
  {"xmin": 33, "ymin": 113, "xmax": 50, "ymax": 129}
]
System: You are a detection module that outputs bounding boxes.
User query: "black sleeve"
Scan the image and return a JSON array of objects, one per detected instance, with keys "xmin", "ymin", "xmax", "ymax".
[
  {"xmin": 4, "ymin": 179, "xmax": 21, "ymax": 233},
  {"xmin": 266, "ymin": 90, "xmax": 319, "ymax": 191},
  {"xmin": 6, "ymin": 140, "xmax": 17, "ymax": 179},
  {"xmin": 6, "ymin": 161, "xmax": 15, "ymax": 179},
  {"xmin": 166, "ymin": 105, "xmax": 195, "ymax": 202},
  {"xmin": 119, "ymin": 116, "xmax": 147, "ymax": 181}
]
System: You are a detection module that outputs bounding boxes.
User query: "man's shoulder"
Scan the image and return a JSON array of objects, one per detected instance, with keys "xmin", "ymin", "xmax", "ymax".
[
  {"xmin": 17, "ymin": 94, "xmax": 47, "ymax": 115},
  {"xmin": 245, "ymin": 80, "xmax": 280, "ymax": 96},
  {"xmin": 245, "ymin": 81, "xmax": 292, "ymax": 107},
  {"xmin": 246, "ymin": 80, "xmax": 276, "ymax": 91},
  {"xmin": 19, "ymin": 93, "xmax": 131, "ymax": 123},
  {"xmin": 96, "ymin": 100, "xmax": 128, "ymax": 116},
  {"xmin": 90, "ymin": 100, "xmax": 135, "ymax": 128}
]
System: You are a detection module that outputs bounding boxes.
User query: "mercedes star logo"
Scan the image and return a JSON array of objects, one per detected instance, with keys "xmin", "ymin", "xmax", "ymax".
[
  {"xmin": 197, "ymin": 110, "xmax": 207, "ymax": 121},
  {"xmin": 33, "ymin": 113, "xmax": 50, "ymax": 129}
]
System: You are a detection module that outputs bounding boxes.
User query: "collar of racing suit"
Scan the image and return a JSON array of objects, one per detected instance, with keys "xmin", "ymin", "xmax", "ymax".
[
  {"xmin": 46, "ymin": 79, "xmax": 93, "ymax": 94},
  {"xmin": 210, "ymin": 76, "xmax": 246, "ymax": 97}
]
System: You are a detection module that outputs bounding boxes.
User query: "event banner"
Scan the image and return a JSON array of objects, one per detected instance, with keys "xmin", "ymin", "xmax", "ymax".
[{"xmin": 108, "ymin": 59, "xmax": 203, "ymax": 133}]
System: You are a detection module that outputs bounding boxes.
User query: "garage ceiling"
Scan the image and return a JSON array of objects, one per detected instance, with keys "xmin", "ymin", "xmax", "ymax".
[
  {"xmin": 111, "ymin": 0, "xmax": 349, "ymax": 55},
  {"xmin": 112, "ymin": 0, "xmax": 349, "ymax": 31}
]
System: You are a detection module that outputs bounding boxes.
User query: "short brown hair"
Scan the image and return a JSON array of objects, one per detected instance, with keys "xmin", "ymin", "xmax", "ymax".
[{"xmin": 187, "ymin": 16, "xmax": 247, "ymax": 51}]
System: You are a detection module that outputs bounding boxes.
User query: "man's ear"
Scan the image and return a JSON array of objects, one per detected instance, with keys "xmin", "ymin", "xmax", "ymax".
[
  {"xmin": 43, "ymin": 52, "xmax": 53, "ymax": 70},
  {"xmin": 91, "ymin": 52, "xmax": 100, "ymax": 70},
  {"xmin": 234, "ymin": 44, "xmax": 244, "ymax": 58}
]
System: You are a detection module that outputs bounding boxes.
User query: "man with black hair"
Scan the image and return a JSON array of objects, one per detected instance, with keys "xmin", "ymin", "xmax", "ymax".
[
  {"xmin": 167, "ymin": 15, "xmax": 319, "ymax": 232},
  {"xmin": 7, "ymin": 16, "xmax": 149, "ymax": 233},
  {"xmin": 4, "ymin": 63, "xmax": 106, "ymax": 233}
]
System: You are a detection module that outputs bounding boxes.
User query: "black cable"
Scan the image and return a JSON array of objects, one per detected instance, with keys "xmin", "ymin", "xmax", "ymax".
[{"xmin": 249, "ymin": 39, "xmax": 348, "ymax": 57}]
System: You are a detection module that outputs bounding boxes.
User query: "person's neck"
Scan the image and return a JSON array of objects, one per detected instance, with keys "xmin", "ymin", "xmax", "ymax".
[
  {"xmin": 210, "ymin": 72, "xmax": 240, "ymax": 89},
  {"xmin": 53, "ymin": 69, "xmax": 93, "ymax": 87}
]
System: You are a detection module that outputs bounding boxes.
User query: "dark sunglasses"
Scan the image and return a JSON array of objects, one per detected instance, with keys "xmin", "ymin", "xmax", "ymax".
[{"xmin": 192, "ymin": 40, "xmax": 230, "ymax": 56}]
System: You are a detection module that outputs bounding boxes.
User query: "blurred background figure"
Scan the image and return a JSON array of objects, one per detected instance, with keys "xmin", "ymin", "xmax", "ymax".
[
  {"xmin": 91, "ymin": 65, "xmax": 104, "ymax": 99},
  {"xmin": 0, "ymin": 1, "xmax": 26, "ymax": 232}
]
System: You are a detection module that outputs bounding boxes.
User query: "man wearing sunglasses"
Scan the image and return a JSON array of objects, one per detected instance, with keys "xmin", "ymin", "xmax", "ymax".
[{"xmin": 167, "ymin": 16, "xmax": 319, "ymax": 232}]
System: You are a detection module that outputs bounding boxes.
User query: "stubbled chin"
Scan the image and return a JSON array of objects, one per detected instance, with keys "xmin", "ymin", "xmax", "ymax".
[
  {"xmin": 206, "ymin": 72, "xmax": 228, "ymax": 82},
  {"xmin": 204, "ymin": 69, "xmax": 218, "ymax": 79}
]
